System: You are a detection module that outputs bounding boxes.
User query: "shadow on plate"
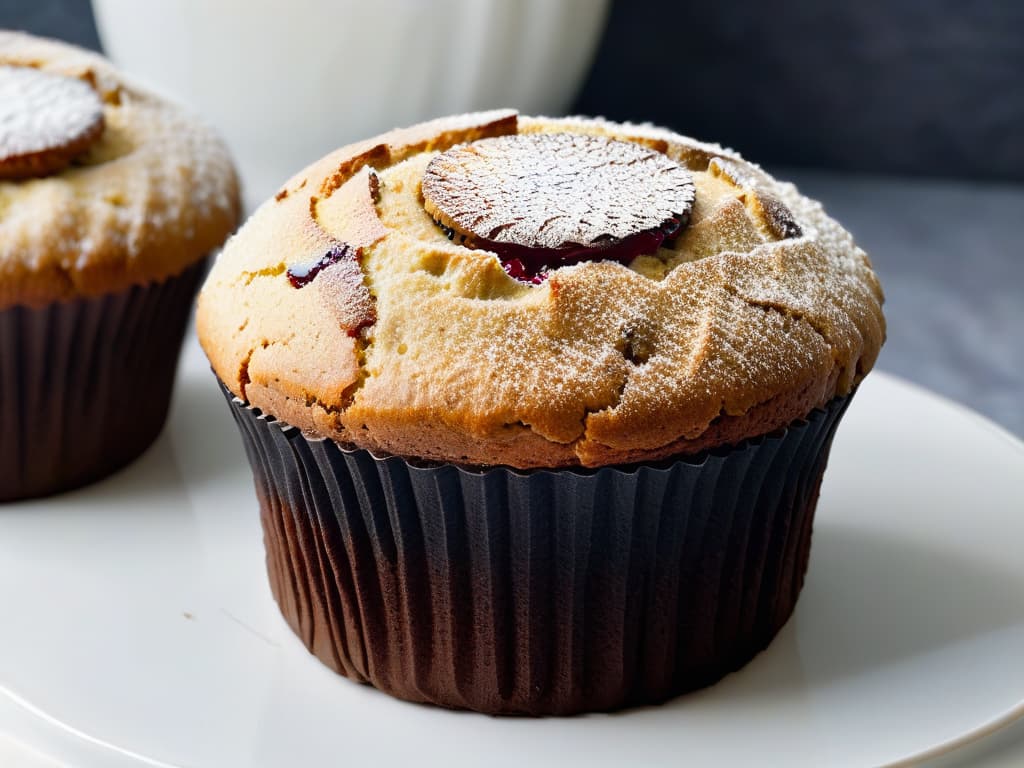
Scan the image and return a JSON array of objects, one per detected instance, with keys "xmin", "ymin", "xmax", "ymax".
[
  {"xmin": 166, "ymin": 368, "xmax": 250, "ymax": 488},
  {"xmin": 608, "ymin": 519, "xmax": 1024, "ymax": 719},
  {"xmin": 0, "ymin": 430, "xmax": 190, "ymax": 515},
  {"xmin": 667, "ymin": 520, "xmax": 1024, "ymax": 710}
]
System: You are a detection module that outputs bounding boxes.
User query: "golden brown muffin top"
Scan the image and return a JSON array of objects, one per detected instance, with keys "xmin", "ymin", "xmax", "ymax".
[
  {"xmin": 197, "ymin": 111, "xmax": 884, "ymax": 469},
  {"xmin": 0, "ymin": 31, "xmax": 241, "ymax": 309}
]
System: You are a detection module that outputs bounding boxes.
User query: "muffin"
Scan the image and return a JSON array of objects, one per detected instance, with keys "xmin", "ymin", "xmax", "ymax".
[
  {"xmin": 0, "ymin": 32, "xmax": 240, "ymax": 501},
  {"xmin": 197, "ymin": 110, "xmax": 884, "ymax": 714}
]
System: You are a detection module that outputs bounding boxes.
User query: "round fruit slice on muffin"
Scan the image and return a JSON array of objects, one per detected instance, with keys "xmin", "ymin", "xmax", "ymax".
[{"xmin": 422, "ymin": 131, "xmax": 696, "ymax": 282}]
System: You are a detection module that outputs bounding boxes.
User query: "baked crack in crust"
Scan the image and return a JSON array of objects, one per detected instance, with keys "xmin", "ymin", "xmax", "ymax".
[{"xmin": 198, "ymin": 111, "xmax": 884, "ymax": 467}]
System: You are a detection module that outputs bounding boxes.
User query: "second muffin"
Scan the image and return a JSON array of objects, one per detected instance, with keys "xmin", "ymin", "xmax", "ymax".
[{"xmin": 0, "ymin": 32, "xmax": 240, "ymax": 501}]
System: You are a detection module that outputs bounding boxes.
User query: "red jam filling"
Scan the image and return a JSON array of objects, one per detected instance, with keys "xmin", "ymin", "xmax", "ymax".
[
  {"xmin": 436, "ymin": 214, "xmax": 689, "ymax": 284},
  {"xmin": 286, "ymin": 243, "xmax": 360, "ymax": 288}
]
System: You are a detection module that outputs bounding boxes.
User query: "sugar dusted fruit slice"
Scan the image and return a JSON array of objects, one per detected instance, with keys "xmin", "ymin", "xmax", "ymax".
[
  {"xmin": 0, "ymin": 65, "xmax": 105, "ymax": 180},
  {"xmin": 421, "ymin": 132, "xmax": 696, "ymax": 283}
]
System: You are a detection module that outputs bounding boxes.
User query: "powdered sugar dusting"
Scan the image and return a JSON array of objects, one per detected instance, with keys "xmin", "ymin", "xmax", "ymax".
[
  {"xmin": 0, "ymin": 65, "xmax": 102, "ymax": 159},
  {"xmin": 352, "ymin": 118, "xmax": 884, "ymax": 462},
  {"xmin": 202, "ymin": 110, "xmax": 883, "ymax": 466},
  {"xmin": 422, "ymin": 132, "xmax": 695, "ymax": 249},
  {"xmin": 0, "ymin": 38, "xmax": 240, "ymax": 307}
]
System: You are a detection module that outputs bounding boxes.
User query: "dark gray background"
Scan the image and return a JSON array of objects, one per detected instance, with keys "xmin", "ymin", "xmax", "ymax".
[
  {"xmin": 577, "ymin": 0, "xmax": 1024, "ymax": 182},
  {"xmin": 0, "ymin": 0, "xmax": 100, "ymax": 49},
  {"xmin": 3, "ymin": 0, "xmax": 1023, "ymax": 181}
]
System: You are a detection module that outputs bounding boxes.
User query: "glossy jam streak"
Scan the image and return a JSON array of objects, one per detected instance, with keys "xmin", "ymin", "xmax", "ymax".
[
  {"xmin": 502, "ymin": 259, "xmax": 547, "ymax": 285},
  {"xmin": 287, "ymin": 243, "xmax": 359, "ymax": 288},
  {"xmin": 431, "ymin": 210, "xmax": 692, "ymax": 284},
  {"xmin": 485, "ymin": 214, "xmax": 688, "ymax": 284}
]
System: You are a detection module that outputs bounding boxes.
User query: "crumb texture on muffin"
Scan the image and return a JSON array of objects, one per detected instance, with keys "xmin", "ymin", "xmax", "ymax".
[
  {"xmin": 0, "ymin": 32, "xmax": 241, "ymax": 308},
  {"xmin": 198, "ymin": 111, "xmax": 884, "ymax": 468}
]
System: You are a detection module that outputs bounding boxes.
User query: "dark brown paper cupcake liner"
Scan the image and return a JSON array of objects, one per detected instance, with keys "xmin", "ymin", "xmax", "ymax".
[
  {"xmin": 0, "ymin": 260, "xmax": 205, "ymax": 502},
  {"xmin": 227, "ymin": 389, "xmax": 851, "ymax": 715}
]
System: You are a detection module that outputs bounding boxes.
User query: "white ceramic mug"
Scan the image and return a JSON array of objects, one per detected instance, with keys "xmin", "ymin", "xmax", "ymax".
[{"xmin": 92, "ymin": 0, "xmax": 611, "ymax": 209}]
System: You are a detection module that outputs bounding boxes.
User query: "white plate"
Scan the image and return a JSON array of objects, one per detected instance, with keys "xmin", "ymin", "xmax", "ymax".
[{"xmin": 1, "ymin": 337, "xmax": 1023, "ymax": 768}]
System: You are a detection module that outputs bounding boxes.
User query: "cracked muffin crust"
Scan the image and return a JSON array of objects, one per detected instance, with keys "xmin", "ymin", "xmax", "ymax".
[
  {"xmin": 0, "ymin": 31, "xmax": 241, "ymax": 309},
  {"xmin": 198, "ymin": 110, "xmax": 884, "ymax": 469}
]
